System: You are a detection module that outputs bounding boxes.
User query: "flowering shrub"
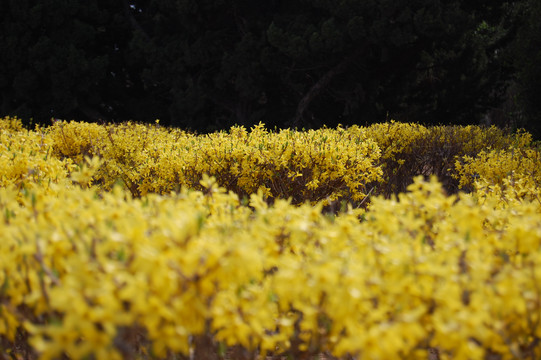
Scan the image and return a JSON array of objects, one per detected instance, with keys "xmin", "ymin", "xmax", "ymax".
[
  {"xmin": 361, "ymin": 121, "xmax": 532, "ymax": 196},
  {"xmin": 1, "ymin": 116, "xmax": 540, "ymax": 359},
  {"xmin": 0, "ymin": 118, "xmax": 74, "ymax": 193},
  {"xmin": 46, "ymin": 120, "xmax": 382, "ymax": 206}
]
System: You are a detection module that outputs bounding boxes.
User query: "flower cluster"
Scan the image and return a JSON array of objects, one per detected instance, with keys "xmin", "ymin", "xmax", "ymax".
[
  {"xmin": 454, "ymin": 146, "xmax": 541, "ymax": 208},
  {"xmin": 0, "ymin": 118, "xmax": 74, "ymax": 194}
]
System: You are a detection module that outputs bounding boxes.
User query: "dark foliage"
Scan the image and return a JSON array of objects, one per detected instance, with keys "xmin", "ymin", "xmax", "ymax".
[
  {"xmin": 0, "ymin": 0, "xmax": 535, "ymax": 133},
  {"xmin": 507, "ymin": 0, "xmax": 541, "ymax": 139}
]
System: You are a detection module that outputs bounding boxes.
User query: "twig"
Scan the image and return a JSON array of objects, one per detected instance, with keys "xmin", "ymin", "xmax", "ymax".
[{"xmin": 357, "ymin": 186, "xmax": 375, "ymax": 208}]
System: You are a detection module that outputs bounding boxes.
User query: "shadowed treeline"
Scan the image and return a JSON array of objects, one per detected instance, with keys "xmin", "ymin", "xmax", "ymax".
[{"xmin": 1, "ymin": 0, "xmax": 540, "ymax": 138}]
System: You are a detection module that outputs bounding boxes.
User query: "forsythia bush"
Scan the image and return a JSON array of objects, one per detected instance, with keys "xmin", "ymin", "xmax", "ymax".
[
  {"xmin": 46, "ymin": 120, "xmax": 382, "ymax": 205},
  {"xmin": 455, "ymin": 147, "xmax": 541, "ymax": 188},
  {"xmin": 0, "ymin": 118, "xmax": 74, "ymax": 193},
  {"xmin": 1, "ymin": 116, "xmax": 540, "ymax": 360},
  {"xmin": 360, "ymin": 121, "xmax": 532, "ymax": 196}
]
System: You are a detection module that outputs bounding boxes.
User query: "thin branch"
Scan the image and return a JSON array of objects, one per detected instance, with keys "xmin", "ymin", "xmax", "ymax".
[{"xmin": 357, "ymin": 185, "xmax": 375, "ymax": 208}]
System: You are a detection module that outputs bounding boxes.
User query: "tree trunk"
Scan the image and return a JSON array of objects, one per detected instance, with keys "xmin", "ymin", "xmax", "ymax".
[
  {"xmin": 293, "ymin": 46, "xmax": 366, "ymax": 128},
  {"xmin": 235, "ymin": 97, "xmax": 252, "ymax": 126}
]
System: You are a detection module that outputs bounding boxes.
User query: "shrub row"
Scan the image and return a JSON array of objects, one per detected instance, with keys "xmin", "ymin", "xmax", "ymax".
[
  {"xmin": 45, "ymin": 120, "xmax": 382, "ymax": 206},
  {"xmin": 1, "ymin": 116, "xmax": 540, "ymax": 359},
  {"xmin": 1, "ymin": 174, "xmax": 540, "ymax": 359}
]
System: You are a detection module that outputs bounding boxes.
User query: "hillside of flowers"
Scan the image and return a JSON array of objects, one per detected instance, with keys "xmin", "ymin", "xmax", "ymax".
[{"xmin": 0, "ymin": 116, "xmax": 540, "ymax": 360}]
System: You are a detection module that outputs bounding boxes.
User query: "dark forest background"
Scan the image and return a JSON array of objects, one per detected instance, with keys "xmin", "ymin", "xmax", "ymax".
[{"xmin": 1, "ymin": 0, "xmax": 539, "ymax": 137}]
